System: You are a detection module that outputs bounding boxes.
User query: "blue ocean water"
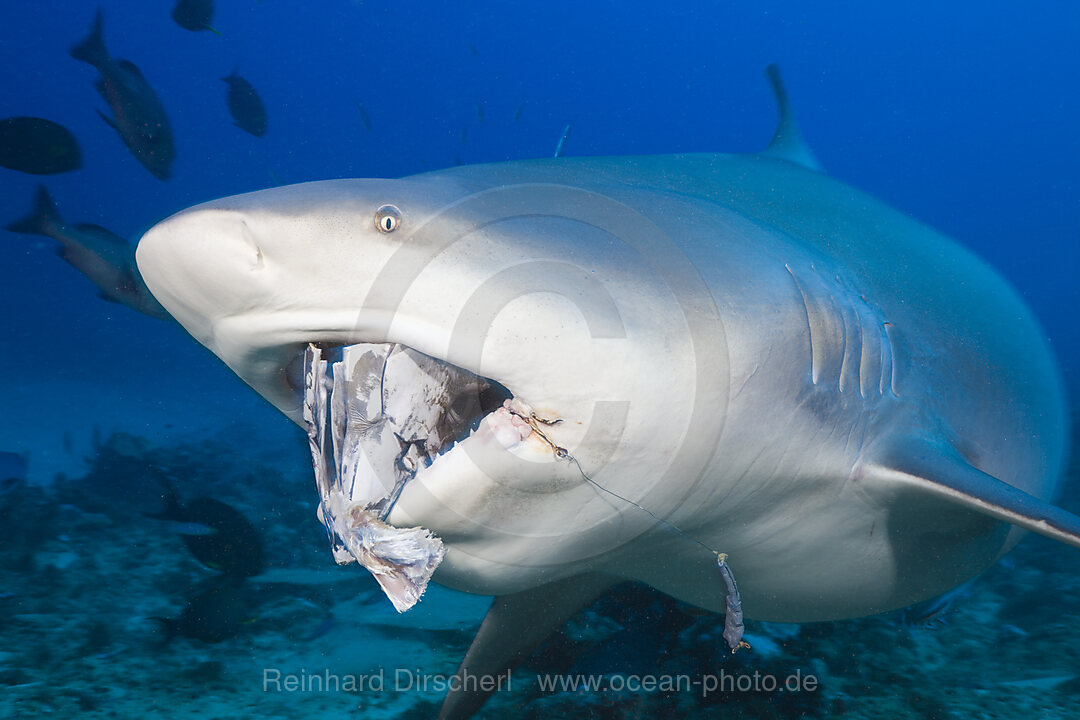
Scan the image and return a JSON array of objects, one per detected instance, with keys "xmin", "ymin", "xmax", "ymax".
[{"xmin": 1, "ymin": 2, "xmax": 1078, "ymax": 718}]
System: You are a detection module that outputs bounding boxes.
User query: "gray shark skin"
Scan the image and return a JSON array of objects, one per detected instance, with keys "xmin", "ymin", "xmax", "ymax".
[{"xmin": 135, "ymin": 67, "xmax": 1078, "ymax": 718}]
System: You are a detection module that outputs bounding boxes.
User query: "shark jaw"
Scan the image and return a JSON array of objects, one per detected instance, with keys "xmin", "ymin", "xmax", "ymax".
[
  {"xmin": 302, "ymin": 341, "xmax": 527, "ymax": 611},
  {"xmin": 283, "ymin": 332, "xmax": 579, "ymax": 611}
]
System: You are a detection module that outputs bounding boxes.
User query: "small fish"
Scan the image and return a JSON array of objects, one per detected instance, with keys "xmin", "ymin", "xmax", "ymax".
[
  {"xmin": 554, "ymin": 122, "xmax": 573, "ymax": 158},
  {"xmin": 6, "ymin": 185, "xmax": 169, "ymax": 320},
  {"xmin": 70, "ymin": 10, "xmax": 174, "ymax": 180},
  {"xmin": 475, "ymin": 103, "xmax": 485, "ymax": 123},
  {"xmin": 147, "ymin": 473, "xmax": 266, "ymax": 578},
  {"xmin": 152, "ymin": 579, "xmax": 253, "ymax": 643},
  {"xmin": 160, "ymin": 521, "xmax": 219, "ymax": 536},
  {"xmin": 459, "ymin": 125, "xmax": 468, "ymax": 147},
  {"xmin": 0, "ymin": 117, "xmax": 81, "ymax": 175},
  {"xmin": 998, "ymin": 623, "xmax": 1029, "ymax": 638},
  {"xmin": 355, "ymin": 102, "xmax": 373, "ymax": 132},
  {"xmin": 172, "ymin": 0, "xmax": 217, "ymax": 33},
  {"xmin": 513, "ymin": 102, "xmax": 526, "ymax": 123},
  {"xmin": 900, "ymin": 577, "xmax": 977, "ymax": 627},
  {"xmin": 222, "ymin": 70, "xmax": 268, "ymax": 137},
  {"xmin": 302, "ymin": 615, "xmax": 338, "ymax": 642},
  {"xmin": 0, "ymin": 452, "xmax": 28, "ymax": 497}
]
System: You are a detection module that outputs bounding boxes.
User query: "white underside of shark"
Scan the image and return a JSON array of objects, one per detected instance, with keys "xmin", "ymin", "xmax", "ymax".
[{"xmin": 135, "ymin": 67, "xmax": 1077, "ymax": 719}]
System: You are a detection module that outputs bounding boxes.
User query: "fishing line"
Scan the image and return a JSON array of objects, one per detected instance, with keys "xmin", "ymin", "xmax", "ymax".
[
  {"xmin": 563, "ymin": 453, "xmax": 721, "ymax": 557},
  {"xmin": 519, "ymin": 408, "xmax": 750, "ymax": 652}
]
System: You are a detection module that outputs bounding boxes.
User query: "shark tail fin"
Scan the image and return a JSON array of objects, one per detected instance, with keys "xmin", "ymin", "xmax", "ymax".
[
  {"xmin": 70, "ymin": 9, "xmax": 108, "ymax": 67},
  {"xmin": 7, "ymin": 184, "xmax": 64, "ymax": 238},
  {"xmin": 437, "ymin": 573, "xmax": 618, "ymax": 720},
  {"xmin": 864, "ymin": 436, "xmax": 1080, "ymax": 549},
  {"xmin": 760, "ymin": 63, "xmax": 822, "ymax": 172}
]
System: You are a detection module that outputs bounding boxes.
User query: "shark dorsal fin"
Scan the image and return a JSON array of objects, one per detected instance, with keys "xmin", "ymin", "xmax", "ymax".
[{"xmin": 761, "ymin": 63, "xmax": 822, "ymax": 172}]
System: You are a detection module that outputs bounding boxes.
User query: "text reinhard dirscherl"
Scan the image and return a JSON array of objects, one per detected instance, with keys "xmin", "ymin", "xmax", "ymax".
[{"xmin": 262, "ymin": 668, "xmax": 819, "ymax": 698}]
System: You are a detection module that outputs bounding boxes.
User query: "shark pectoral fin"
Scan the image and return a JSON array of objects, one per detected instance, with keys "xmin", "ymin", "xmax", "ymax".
[
  {"xmin": 864, "ymin": 436, "xmax": 1080, "ymax": 549},
  {"xmin": 438, "ymin": 573, "xmax": 619, "ymax": 720},
  {"xmin": 760, "ymin": 63, "xmax": 822, "ymax": 172}
]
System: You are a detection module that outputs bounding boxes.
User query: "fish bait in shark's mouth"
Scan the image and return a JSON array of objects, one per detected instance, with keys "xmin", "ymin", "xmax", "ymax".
[{"xmin": 300, "ymin": 341, "xmax": 550, "ymax": 611}]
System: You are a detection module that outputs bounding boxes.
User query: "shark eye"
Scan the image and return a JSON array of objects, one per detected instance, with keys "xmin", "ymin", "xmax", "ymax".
[{"xmin": 375, "ymin": 204, "xmax": 401, "ymax": 233}]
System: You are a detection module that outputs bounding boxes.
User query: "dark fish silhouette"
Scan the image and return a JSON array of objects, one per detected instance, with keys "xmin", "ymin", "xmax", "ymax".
[
  {"xmin": 0, "ymin": 117, "xmax": 81, "ymax": 175},
  {"xmin": 513, "ymin": 102, "xmax": 526, "ymax": 123},
  {"xmin": 355, "ymin": 102, "xmax": 373, "ymax": 132},
  {"xmin": 0, "ymin": 452, "xmax": 28, "ymax": 498},
  {"xmin": 152, "ymin": 579, "xmax": 253, "ymax": 643},
  {"xmin": 900, "ymin": 578, "xmax": 977, "ymax": 627},
  {"xmin": 148, "ymin": 475, "xmax": 265, "ymax": 578},
  {"xmin": 70, "ymin": 9, "xmax": 174, "ymax": 180},
  {"xmin": 172, "ymin": 0, "xmax": 216, "ymax": 33},
  {"xmin": 6, "ymin": 185, "xmax": 169, "ymax": 319},
  {"xmin": 222, "ymin": 70, "xmax": 267, "ymax": 137}
]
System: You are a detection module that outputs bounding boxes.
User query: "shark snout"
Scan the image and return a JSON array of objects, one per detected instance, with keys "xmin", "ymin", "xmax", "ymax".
[{"xmin": 136, "ymin": 207, "xmax": 267, "ymax": 340}]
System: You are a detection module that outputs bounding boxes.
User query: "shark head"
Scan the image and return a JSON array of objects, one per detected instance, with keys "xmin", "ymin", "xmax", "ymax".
[
  {"xmin": 136, "ymin": 172, "xmax": 729, "ymax": 598},
  {"xmin": 136, "ymin": 177, "xmax": 477, "ymax": 420}
]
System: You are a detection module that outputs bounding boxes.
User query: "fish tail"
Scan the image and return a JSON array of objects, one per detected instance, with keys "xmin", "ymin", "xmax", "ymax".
[
  {"xmin": 70, "ymin": 9, "xmax": 108, "ymax": 67},
  {"xmin": 6, "ymin": 184, "xmax": 64, "ymax": 238}
]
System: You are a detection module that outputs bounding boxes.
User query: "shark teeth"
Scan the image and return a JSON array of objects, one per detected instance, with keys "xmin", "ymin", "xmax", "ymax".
[{"xmin": 301, "ymin": 342, "xmax": 511, "ymax": 611}]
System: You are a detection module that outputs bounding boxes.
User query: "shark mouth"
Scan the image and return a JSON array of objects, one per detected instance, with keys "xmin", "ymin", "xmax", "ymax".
[{"xmin": 302, "ymin": 342, "xmax": 529, "ymax": 611}]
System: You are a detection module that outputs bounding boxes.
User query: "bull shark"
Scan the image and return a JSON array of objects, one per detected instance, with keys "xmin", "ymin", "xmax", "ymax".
[{"xmin": 135, "ymin": 66, "xmax": 1079, "ymax": 718}]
